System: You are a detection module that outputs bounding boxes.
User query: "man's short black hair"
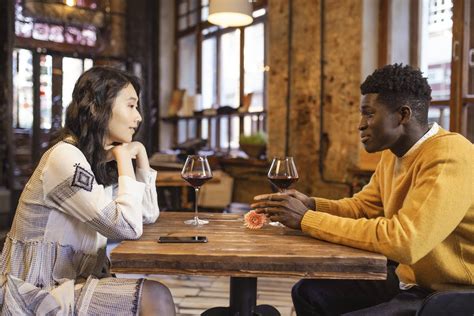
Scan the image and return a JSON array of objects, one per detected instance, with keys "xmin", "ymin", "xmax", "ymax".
[{"xmin": 360, "ymin": 64, "xmax": 432, "ymax": 125}]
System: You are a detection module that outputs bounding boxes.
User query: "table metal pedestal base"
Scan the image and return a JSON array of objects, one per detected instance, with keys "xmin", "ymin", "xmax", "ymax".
[{"xmin": 202, "ymin": 277, "xmax": 281, "ymax": 316}]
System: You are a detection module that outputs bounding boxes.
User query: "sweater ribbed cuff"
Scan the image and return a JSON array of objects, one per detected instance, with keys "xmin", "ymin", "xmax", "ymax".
[
  {"xmin": 314, "ymin": 197, "xmax": 333, "ymax": 213},
  {"xmin": 301, "ymin": 210, "xmax": 325, "ymax": 233}
]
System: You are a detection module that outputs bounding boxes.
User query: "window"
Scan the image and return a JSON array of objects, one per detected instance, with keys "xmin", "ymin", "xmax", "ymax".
[
  {"xmin": 201, "ymin": 37, "xmax": 217, "ymax": 109},
  {"xmin": 244, "ymin": 22, "xmax": 265, "ymax": 112},
  {"xmin": 385, "ymin": 0, "xmax": 473, "ymax": 141},
  {"xmin": 178, "ymin": 34, "xmax": 197, "ymax": 96},
  {"xmin": 39, "ymin": 54, "xmax": 52, "ymax": 129},
  {"xmin": 11, "ymin": 50, "xmax": 57, "ymax": 130},
  {"xmin": 420, "ymin": 0, "xmax": 453, "ymax": 129},
  {"xmin": 420, "ymin": 0, "xmax": 452, "ymax": 101},
  {"xmin": 62, "ymin": 57, "xmax": 94, "ymax": 124},
  {"xmin": 10, "ymin": 0, "xmax": 114, "ymax": 187},
  {"xmin": 219, "ymin": 29, "xmax": 241, "ymax": 108},
  {"xmin": 177, "ymin": 0, "xmax": 200, "ymax": 31},
  {"xmin": 173, "ymin": 1, "xmax": 267, "ymax": 150},
  {"xmin": 12, "ymin": 49, "xmax": 33, "ymax": 129}
]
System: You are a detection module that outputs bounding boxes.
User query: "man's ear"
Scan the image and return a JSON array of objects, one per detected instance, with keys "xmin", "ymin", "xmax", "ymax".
[{"xmin": 399, "ymin": 105, "xmax": 412, "ymax": 124}]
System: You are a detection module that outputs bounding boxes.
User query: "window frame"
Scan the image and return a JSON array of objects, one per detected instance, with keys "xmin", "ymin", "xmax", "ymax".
[
  {"xmin": 11, "ymin": 1, "xmax": 132, "ymax": 168},
  {"xmin": 173, "ymin": 0, "xmax": 268, "ymax": 150},
  {"xmin": 380, "ymin": 0, "xmax": 473, "ymax": 140},
  {"xmin": 175, "ymin": 2, "xmax": 267, "ymax": 107}
]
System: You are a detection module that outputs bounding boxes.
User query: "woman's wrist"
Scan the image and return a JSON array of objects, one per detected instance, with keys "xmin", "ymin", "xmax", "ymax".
[
  {"xmin": 113, "ymin": 147, "xmax": 136, "ymax": 179},
  {"xmin": 135, "ymin": 146, "xmax": 150, "ymax": 170},
  {"xmin": 117, "ymin": 160, "xmax": 136, "ymax": 179}
]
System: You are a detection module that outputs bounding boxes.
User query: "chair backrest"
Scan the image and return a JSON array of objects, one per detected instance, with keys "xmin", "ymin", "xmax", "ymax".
[
  {"xmin": 416, "ymin": 290, "xmax": 474, "ymax": 316},
  {"xmin": 0, "ymin": 236, "xmax": 5, "ymax": 253}
]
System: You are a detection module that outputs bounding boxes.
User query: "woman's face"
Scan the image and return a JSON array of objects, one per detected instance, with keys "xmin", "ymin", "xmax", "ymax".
[{"xmin": 105, "ymin": 83, "xmax": 142, "ymax": 145}]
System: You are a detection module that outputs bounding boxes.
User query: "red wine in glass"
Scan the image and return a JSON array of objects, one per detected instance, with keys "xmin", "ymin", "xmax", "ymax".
[
  {"xmin": 267, "ymin": 157, "xmax": 299, "ymax": 192},
  {"xmin": 267, "ymin": 157, "xmax": 298, "ymax": 227},
  {"xmin": 268, "ymin": 175, "xmax": 299, "ymax": 191},
  {"xmin": 182, "ymin": 174, "xmax": 213, "ymax": 188},
  {"xmin": 181, "ymin": 155, "xmax": 213, "ymax": 226}
]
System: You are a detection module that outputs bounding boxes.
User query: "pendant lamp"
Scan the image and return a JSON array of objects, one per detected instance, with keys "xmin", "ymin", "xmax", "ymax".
[{"xmin": 208, "ymin": 0, "xmax": 253, "ymax": 27}]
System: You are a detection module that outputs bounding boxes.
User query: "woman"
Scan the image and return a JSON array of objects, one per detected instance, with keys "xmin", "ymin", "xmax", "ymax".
[{"xmin": 0, "ymin": 67, "xmax": 175, "ymax": 315}]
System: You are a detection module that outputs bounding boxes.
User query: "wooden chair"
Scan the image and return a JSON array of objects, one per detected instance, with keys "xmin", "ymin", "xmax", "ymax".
[{"xmin": 416, "ymin": 290, "xmax": 474, "ymax": 315}]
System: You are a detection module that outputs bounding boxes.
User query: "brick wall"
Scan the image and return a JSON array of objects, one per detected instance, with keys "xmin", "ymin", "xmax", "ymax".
[{"xmin": 267, "ymin": 0, "xmax": 365, "ymax": 199}]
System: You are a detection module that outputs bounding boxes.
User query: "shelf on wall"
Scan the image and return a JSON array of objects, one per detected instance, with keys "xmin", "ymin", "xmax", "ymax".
[{"xmin": 161, "ymin": 110, "xmax": 266, "ymax": 122}]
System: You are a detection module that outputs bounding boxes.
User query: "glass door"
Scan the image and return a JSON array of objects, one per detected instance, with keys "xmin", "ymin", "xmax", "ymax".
[
  {"xmin": 12, "ymin": 49, "xmax": 94, "ymax": 188},
  {"xmin": 12, "ymin": 49, "xmax": 34, "ymax": 189},
  {"xmin": 12, "ymin": 49, "xmax": 53, "ymax": 187},
  {"xmin": 13, "ymin": 49, "xmax": 33, "ymax": 129}
]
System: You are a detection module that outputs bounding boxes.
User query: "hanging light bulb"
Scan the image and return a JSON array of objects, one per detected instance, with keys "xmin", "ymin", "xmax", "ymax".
[
  {"xmin": 208, "ymin": 0, "xmax": 253, "ymax": 28},
  {"xmin": 65, "ymin": 0, "xmax": 76, "ymax": 7}
]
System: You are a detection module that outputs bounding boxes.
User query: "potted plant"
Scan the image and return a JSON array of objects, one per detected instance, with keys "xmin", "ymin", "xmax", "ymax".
[{"xmin": 239, "ymin": 132, "xmax": 267, "ymax": 159}]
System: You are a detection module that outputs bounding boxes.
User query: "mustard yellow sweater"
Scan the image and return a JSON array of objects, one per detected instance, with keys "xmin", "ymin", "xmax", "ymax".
[{"xmin": 301, "ymin": 128, "xmax": 474, "ymax": 291}]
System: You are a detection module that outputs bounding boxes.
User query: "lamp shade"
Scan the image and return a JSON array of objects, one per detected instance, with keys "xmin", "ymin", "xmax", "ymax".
[{"xmin": 208, "ymin": 0, "xmax": 253, "ymax": 27}]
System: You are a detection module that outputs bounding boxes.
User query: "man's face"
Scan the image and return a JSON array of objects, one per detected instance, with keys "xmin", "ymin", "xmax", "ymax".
[{"xmin": 359, "ymin": 93, "xmax": 403, "ymax": 153}]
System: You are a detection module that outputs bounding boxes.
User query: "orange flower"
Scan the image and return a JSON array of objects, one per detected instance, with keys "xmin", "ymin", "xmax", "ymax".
[{"xmin": 244, "ymin": 210, "xmax": 267, "ymax": 229}]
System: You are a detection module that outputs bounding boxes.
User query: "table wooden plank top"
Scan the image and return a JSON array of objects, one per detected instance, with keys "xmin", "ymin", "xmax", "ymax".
[{"xmin": 110, "ymin": 212, "xmax": 387, "ymax": 280}]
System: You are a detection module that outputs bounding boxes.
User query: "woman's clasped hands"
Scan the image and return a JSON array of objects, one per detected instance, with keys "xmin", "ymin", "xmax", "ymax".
[
  {"xmin": 105, "ymin": 141, "xmax": 146, "ymax": 163},
  {"xmin": 105, "ymin": 141, "xmax": 150, "ymax": 180}
]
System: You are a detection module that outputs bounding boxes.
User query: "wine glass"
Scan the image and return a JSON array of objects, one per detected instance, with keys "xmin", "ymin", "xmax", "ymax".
[
  {"xmin": 268, "ymin": 157, "xmax": 299, "ymax": 192},
  {"xmin": 181, "ymin": 155, "xmax": 213, "ymax": 226},
  {"xmin": 267, "ymin": 157, "xmax": 299, "ymax": 227}
]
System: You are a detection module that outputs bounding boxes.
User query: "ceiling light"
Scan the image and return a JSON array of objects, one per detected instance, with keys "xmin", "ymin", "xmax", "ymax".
[{"xmin": 208, "ymin": 0, "xmax": 253, "ymax": 28}]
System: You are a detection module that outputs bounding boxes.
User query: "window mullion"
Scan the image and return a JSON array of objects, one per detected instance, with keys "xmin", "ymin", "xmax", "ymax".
[
  {"xmin": 196, "ymin": 1, "xmax": 202, "ymax": 95},
  {"xmin": 449, "ymin": 0, "xmax": 465, "ymax": 132},
  {"xmin": 216, "ymin": 34, "xmax": 221, "ymax": 105},
  {"xmin": 239, "ymin": 27, "xmax": 245, "ymax": 109},
  {"xmin": 32, "ymin": 52, "xmax": 41, "ymax": 164},
  {"xmin": 239, "ymin": 27, "xmax": 245, "ymax": 135}
]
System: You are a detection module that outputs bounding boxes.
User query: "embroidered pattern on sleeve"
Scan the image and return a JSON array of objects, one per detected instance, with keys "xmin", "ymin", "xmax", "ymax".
[
  {"xmin": 47, "ymin": 164, "xmax": 94, "ymax": 206},
  {"xmin": 71, "ymin": 163, "xmax": 94, "ymax": 192}
]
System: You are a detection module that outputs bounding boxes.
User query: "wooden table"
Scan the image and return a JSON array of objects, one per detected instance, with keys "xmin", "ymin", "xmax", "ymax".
[{"xmin": 110, "ymin": 212, "xmax": 387, "ymax": 316}]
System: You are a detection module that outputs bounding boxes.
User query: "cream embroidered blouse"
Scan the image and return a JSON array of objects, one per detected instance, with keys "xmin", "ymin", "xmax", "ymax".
[{"xmin": 0, "ymin": 141, "xmax": 159, "ymax": 312}]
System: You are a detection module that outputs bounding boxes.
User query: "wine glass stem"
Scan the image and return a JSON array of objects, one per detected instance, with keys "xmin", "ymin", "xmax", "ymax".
[{"xmin": 194, "ymin": 187, "xmax": 200, "ymax": 221}]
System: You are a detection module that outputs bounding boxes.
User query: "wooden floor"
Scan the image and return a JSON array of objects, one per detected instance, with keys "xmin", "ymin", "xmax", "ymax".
[{"xmin": 118, "ymin": 273, "xmax": 298, "ymax": 316}]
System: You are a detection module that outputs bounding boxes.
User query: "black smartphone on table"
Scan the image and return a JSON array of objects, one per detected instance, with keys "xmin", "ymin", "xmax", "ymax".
[{"xmin": 158, "ymin": 236, "xmax": 208, "ymax": 243}]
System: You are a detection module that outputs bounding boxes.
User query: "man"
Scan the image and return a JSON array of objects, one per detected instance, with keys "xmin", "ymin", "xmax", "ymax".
[{"xmin": 252, "ymin": 64, "xmax": 474, "ymax": 315}]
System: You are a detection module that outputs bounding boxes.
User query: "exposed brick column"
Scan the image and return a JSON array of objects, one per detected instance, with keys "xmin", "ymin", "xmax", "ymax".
[{"xmin": 267, "ymin": 0, "xmax": 363, "ymax": 199}]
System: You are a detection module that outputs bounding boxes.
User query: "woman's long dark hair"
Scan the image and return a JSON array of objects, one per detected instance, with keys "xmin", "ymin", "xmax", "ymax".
[{"xmin": 51, "ymin": 66, "xmax": 141, "ymax": 186}]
